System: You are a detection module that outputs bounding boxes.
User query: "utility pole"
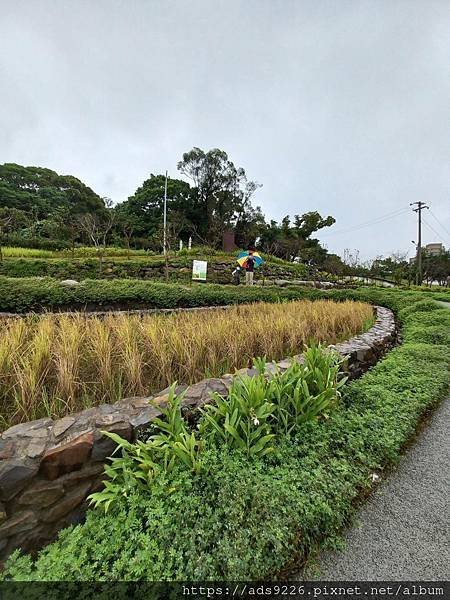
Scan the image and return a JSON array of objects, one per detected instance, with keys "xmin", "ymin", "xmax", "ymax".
[
  {"xmin": 410, "ymin": 201, "xmax": 429, "ymax": 285},
  {"xmin": 163, "ymin": 170, "xmax": 168, "ymax": 257},
  {"xmin": 163, "ymin": 171, "xmax": 169, "ymax": 281}
]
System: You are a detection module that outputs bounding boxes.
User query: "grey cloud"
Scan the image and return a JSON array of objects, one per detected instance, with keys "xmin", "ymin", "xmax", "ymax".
[{"xmin": 1, "ymin": 0, "xmax": 449, "ymax": 259}]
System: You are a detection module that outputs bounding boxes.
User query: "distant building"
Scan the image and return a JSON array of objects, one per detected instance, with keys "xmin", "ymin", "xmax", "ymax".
[
  {"xmin": 425, "ymin": 243, "xmax": 445, "ymax": 256},
  {"xmin": 410, "ymin": 243, "xmax": 445, "ymax": 263}
]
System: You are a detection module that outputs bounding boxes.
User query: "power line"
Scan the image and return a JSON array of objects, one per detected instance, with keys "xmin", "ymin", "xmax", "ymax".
[
  {"xmin": 319, "ymin": 206, "xmax": 411, "ymax": 238},
  {"xmin": 422, "ymin": 218, "xmax": 450, "ymax": 246},
  {"xmin": 428, "ymin": 209, "xmax": 450, "ymax": 238}
]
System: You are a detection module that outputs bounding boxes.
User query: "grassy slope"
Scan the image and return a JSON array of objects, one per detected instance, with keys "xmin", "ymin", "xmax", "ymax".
[{"xmin": 0, "ymin": 250, "xmax": 311, "ymax": 282}]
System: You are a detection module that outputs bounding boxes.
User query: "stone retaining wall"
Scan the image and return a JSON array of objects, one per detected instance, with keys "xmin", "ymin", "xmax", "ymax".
[{"xmin": 0, "ymin": 306, "xmax": 396, "ymax": 561}]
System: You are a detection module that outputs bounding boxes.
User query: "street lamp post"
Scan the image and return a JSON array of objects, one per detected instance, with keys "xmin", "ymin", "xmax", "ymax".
[{"xmin": 163, "ymin": 171, "xmax": 169, "ymax": 281}]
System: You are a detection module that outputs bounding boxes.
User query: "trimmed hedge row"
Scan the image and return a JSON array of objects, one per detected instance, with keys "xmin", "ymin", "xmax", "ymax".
[
  {"xmin": 0, "ymin": 276, "xmax": 435, "ymax": 314},
  {"xmin": 2, "ymin": 290, "xmax": 449, "ymax": 580},
  {"xmin": 0, "ymin": 277, "xmax": 319, "ymax": 312}
]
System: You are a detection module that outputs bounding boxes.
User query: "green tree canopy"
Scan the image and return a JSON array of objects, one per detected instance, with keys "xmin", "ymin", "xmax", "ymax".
[
  {"xmin": 0, "ymin": 163, "xmax": 105, "ymax": 218},
  {"xmin": 177, "ymin": 147, "xmax": 261, "ymax": 246},
  {"xmin": 117, "ymin": 174, "xmax": 193, "ymax": 245},
  {"xmin": 258, "ymin": 211, "xmax": 335, "ymax": 262}
]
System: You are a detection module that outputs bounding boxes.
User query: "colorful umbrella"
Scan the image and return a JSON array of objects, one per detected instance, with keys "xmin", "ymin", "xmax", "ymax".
[{"xmin": 237, "ymin": 250, "xmax": 264, "ymax": 268}]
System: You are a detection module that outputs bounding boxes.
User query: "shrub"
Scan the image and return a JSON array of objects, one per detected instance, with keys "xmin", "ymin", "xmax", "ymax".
[
  {"xmin": 92, "ymin": 348, "xmax": 346, "ymax": 513},
  {"xmin": 89, "ymin": 385, "xmax": 202, "ymax": 513},
  {"xmin": 266, "ymin": 346, "xmax": 347, "ymax": 434},
  {"xmin": 199, "ymin": 374, "xmax": 276, "ymax": 458},
  {"xmin": 0, "ymin": 253, "xmax": 310, "ymax": 282}
]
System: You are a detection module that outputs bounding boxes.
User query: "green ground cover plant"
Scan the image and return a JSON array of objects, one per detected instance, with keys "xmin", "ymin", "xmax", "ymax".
[
  {"xmin": 88, "ymin": 347, "xmax": 344, "ymax": 514},
  {"xmin": 2, "ymin": 290, "xmax": 449, "ymax": 580}
]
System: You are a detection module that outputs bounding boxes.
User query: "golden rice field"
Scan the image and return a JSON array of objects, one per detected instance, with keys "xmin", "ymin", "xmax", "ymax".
[{"xmin": 0, "ymin": 300, "xmax": 374, "ymax": 429}]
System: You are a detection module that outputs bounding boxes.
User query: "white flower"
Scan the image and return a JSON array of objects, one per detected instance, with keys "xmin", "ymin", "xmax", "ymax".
[
  {"xmin": 253, "ymin": 417, "xmax": 260, "ymax": 426},
  {"xmin": 371, "ymin": 473, "xmax": 380, "ymax": 483}
]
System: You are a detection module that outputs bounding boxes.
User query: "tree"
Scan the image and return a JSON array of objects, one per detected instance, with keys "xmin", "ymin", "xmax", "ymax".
[
  {"xmin": 0, "ymin": 209, "xmax": 12, "ymax": 263},
  {"xmin": 370, "ymin": 252, "xmax": 413, "ymax": 284},
  {"xmin": 322, "ymin": 253, "xmax": 346, "ymax": 278},
  {"xmin": 258, "ymin": 212, "xmax": 335, "ymax": 262},
  {"xmin": 423, "ymin": 250, "xmax": 450, "ymax": 286},
  {"xmin": 234, "ymin": 204, "xmax": 266, "ymax": 249},
  {"xmin": 117, "ymin": 175, "xmax": 193, "ymax": 249},
  {"xmin": 177, "ymin": 148, "xmax": 261, "ymax": 247},
  {"xmin": 113, "ymin": 205, "xmax": 142, "ymax": 257},
  {"xmin": 343, "ymin": 248, "xmax": 361, "ymax": 273},
  {"xmin": 0, "ymin": 207, "xmax": 31, "ymax": 261},
  {"xmin": 0, "ymin": 163, "xmax": 104, "ymax": 217},
  {"xmin": 0, "ymin": 163, "xmax": 105, "ymax": 250},
  {"xmin": 78, "ymin": 199, "xmax": 115, "ymax": 275}
]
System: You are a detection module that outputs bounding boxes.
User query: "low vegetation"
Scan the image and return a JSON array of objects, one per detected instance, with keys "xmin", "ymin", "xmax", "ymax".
[
  {"xmin": 1, "ymin": 275, "xmax": 449, "ymax": 315},
  {"xmin": 89, "ymin": 347, "xmax": 346, "ymax": 513},
  {"xmin": 0, "ymin": 277, "xmax": 308, "ymax": 313},
  {"xmin": 0, "ymin": 246, "xmax": 154, "ymax": 258},
  {"xmin": 0, "ymin": 245, "xmax": 288, "ymax": 260},
  {"xmin": 0, "ymin": 253, "xmax": 312, "ymax": 283},
  {"xmin": 2, "ymin": 290, "xmax": 448, "ymax": 580},
  {"xmin": 0, "ymin": 300, "xmax": 372, "ymax": 429}
]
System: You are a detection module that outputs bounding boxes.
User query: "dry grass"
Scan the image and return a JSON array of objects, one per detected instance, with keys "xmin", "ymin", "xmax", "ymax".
[{"xmin": 0, "ymin": 300, "xmax": 373, "ymax": 429}]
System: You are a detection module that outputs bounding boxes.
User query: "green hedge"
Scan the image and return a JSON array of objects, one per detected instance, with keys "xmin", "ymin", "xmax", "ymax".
[
  {"xmin": 0, "ymin": 277, "xmax": 324, "ymax": 313},
  {"xmin": 2, "ymin": 291, "xmax": 449, "ymax": 580},
  {"xmin": 0, "ymin": 276, "xmax": 434, "ymax": 314}
]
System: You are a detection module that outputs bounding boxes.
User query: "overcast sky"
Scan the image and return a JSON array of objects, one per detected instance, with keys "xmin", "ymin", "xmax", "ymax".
[{"xmin": 1, "ymin": 0, "xmax": 449, "ymax": 260}]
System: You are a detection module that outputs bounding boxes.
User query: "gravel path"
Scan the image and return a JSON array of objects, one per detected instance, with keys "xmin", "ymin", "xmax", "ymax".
[{"xmin": 297, "ymin": 395, "xmax": 450, "ymax": 581}]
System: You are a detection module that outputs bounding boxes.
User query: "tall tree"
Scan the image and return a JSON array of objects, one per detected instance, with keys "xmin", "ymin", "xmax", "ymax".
[
  {"xmin": 423, "ymin": 249, "xmax": 450, "ymax": 285},
  {"xmin": 0, "ymin": 207, "xmax": 31, "ymax": 260},
  {"xmin": 117, "ymin": 175, "xmax": 192, "ymax": 248},
  {"xmin": 78, "ymin": 199, "xmax": 115, "ymax": 275},
  {"xmin": 177, "ymin": 147, "xmax": 261, "ymax": 246},
  {"xmin": 258, "ymin": 211, "xmax": 335, "ymax": 261}
]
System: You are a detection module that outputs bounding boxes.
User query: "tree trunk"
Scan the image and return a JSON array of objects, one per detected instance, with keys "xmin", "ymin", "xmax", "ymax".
[{"xmin": 98, "ymin": 248, "xmax": 103, "ymax": 276}]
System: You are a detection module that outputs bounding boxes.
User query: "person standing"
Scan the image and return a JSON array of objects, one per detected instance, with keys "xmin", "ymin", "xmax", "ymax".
[{"xmin": 244, "ymin": 250, "xmax": 256, "ymax": 285}]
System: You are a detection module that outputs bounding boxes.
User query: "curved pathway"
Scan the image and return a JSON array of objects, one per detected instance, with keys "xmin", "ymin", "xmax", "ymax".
[
  {"xmin": 296, "ymin": 299, "xmax": 450, "ymax": 581},
  {"xmin": 436, "ymin": 300, "xmax": 450, "ymax": 309},
  {"xmin": 300, "ymin": 397, "xmax": 449, "ymax": 580}
]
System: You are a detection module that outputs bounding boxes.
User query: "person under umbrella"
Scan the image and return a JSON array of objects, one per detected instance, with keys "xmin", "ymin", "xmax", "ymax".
[
  {"xmin": 244, "ymin": 249, "xmax": 256, "ymax": 285},
  {"xmin": 236, "ymin": 248, "xmax": 264, "ymax": 286}
]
